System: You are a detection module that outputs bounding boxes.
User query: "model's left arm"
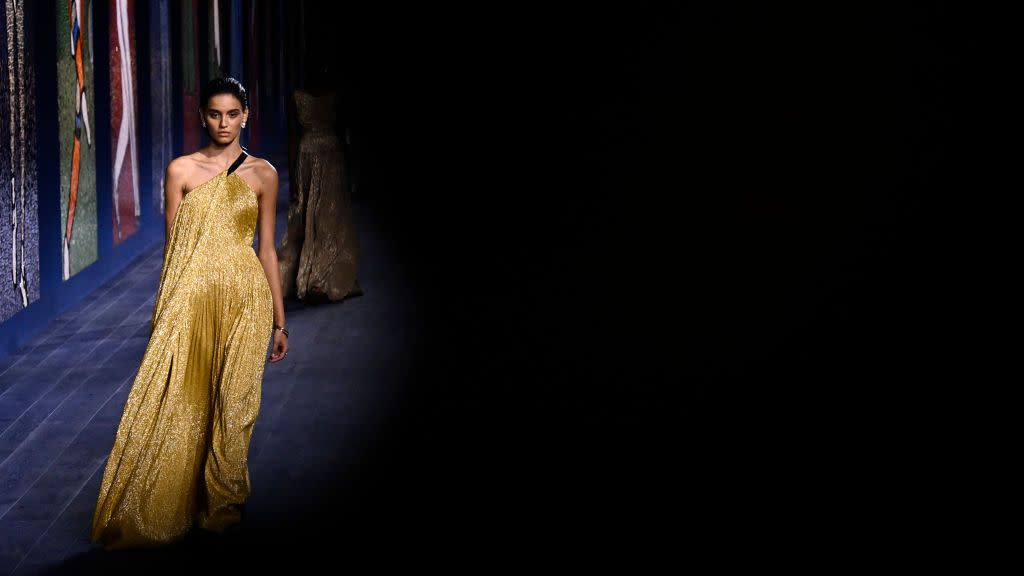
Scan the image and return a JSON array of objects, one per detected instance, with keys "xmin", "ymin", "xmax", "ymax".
[{"xmin": 256, "ymin": 162, "xmax": 289, "ymax": 362}]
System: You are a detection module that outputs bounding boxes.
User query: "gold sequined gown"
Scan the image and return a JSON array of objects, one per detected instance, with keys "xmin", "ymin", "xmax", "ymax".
[
  {"xmin": 277, "ymin": 89, "xmax": 361, "ymax": 301},
  {"xmin": 91, "ymin": 163, "xmax": 273, "ymax": 549}
]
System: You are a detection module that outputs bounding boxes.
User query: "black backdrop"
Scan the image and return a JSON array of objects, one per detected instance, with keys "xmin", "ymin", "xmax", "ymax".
[
  {"xmin": 3, "ymin": 3, "xmax": 999, "ymax": 571},
  {"xmin": 216, "ymin": 1, "xmax": 981, "ymax": 563}
]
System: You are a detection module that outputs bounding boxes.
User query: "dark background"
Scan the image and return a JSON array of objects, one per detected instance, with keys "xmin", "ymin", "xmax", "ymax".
[
  {"xmin": 13, "ymin": 3, "xmax": 996, "ymax": 572},
  {"xmin": 291, "ymin": 2, "xmax": 969, "ymax": 553},
  {"xmin": 42, "ymin": 2, "xmax": 970, "ymax": 568}
]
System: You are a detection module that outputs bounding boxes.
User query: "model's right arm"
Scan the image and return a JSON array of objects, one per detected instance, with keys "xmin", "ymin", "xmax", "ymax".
[{"xmin": 163, "ymin": 159, "xmax": 187, "ymax": 247}]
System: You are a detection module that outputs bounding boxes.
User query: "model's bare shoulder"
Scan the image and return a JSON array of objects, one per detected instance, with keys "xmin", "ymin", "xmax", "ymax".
[
  {"xmin": 251, "ymin": 157, "xmax": 278, "ymax": 189},
  {"xmin": 245, "ymin": 154, "xmax": 276, "ymax": 173},
  {"xmin": 165, "ymin": 155, "xmax": 196, "ymax": 179},
  {"xmin": 164, "ymin": 156, "xmax": 195, "ymax": 193}
]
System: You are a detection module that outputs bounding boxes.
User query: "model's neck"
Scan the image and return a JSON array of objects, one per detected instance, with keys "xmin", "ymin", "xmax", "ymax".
[{"xmin": 201, "ymin": 143, "xmax": 244, "ymax": 160}]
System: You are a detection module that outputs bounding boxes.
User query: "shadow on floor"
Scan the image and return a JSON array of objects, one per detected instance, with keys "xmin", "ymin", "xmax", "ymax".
[{"xmin": 39, "ymin": 531, "xmax": 258, "ymax": 576}]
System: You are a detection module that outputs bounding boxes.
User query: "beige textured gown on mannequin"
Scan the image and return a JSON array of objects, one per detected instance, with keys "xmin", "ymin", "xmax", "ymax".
[
  {"xmin": 91, "ymin": 155, "xmax": 273, "ymax": 549},
  {"xmin": 277, "ymin": 89, "xmax": 360, "ymax": 301}
]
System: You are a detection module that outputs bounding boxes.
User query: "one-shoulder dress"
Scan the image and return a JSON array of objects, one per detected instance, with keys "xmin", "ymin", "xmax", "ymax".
[{"xmin": 91, "ymin": 152, "xmax": 273, "ymax": 548}]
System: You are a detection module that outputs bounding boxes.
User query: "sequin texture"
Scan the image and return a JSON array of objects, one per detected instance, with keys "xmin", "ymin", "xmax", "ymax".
[
  {"xmin": 91, "ymin": 169, "xmax": 273, "ymax": 549},
  {"xmin": 277, "ymin": 90, "xmax": 360, "ymax": 301}
]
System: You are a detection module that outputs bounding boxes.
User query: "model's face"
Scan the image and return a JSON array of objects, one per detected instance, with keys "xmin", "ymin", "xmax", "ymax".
[{"xmin": 201, "ymin": 94, "xmax": 248, "ymax": 144}]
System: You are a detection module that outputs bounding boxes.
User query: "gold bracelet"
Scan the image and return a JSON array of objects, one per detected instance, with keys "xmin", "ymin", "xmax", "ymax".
[{"xmin": 273, "ymin": 325, "xmax": 289, "ymax": 337}]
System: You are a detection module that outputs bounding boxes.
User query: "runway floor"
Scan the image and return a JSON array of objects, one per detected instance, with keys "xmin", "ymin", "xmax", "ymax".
[{"xmin": 0, "ymin": 171, "xmax": 415, "ymax": 574}]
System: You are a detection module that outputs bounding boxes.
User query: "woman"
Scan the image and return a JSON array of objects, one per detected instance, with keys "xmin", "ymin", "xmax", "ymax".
[
  {"xmin": 91, "ymin": 77, "xmax": 288, "ymax": 549},
  {"xmin": 277, "ymin": 60, "xmax": 361, "ymax": 302}
]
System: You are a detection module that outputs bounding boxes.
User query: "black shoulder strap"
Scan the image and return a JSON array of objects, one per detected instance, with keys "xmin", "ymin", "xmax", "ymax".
[{"xmin": 227, "ymin": 151, "xmax": 248, "ymax": 175}]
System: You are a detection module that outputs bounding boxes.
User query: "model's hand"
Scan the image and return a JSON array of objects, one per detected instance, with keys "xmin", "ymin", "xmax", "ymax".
[{"xmin": 268, "ymin": 330, "xmax": 289, "ymax": 363}]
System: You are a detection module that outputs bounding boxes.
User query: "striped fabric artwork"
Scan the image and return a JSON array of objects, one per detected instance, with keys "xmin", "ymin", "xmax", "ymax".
[
  {"xmin": 57, "ymin": 0, "xmax": 97, "ymax": 280},
  {"xmin": 149, "ymin": 0, "xmax": 171, "ymax": 214},
  {"xmin": 0, "ymin": 0, "xmax": 40, "ymax": 322},
  {"xmin": 181, "ymin": 0, "xmax": 199, "ymax": 153},
  {"xmin": 109, "ymin": 0, "xmax": 138, "ymax": 245}
]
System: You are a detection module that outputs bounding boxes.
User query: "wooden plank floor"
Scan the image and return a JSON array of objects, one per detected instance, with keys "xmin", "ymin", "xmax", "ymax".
[{"xmin": 0, "ymin": 172, "xmax": 411, "ymax": 574}]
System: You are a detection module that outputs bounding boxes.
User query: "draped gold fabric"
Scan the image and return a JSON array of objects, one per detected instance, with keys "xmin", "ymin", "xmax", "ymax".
[
  {"xmin": 277, "ymin": 89, "xmax": 361, "ymax": 301},
  {"xmin": 91, "ymin": 170, "xmax": 273, "ymax": 549}
]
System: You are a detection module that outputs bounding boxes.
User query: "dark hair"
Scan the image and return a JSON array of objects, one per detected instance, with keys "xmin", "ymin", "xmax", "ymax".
[{"xmin": 201, "ymin": 77, "xmax": 249, "ymax": 110}]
